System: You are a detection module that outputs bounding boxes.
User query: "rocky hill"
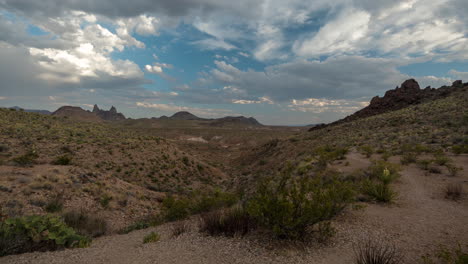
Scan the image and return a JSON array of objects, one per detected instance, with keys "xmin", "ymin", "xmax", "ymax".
[
  {"xmin": 209, "ymin": 116, "xmax": 262, "ymax": 127},
  {"xmin": 310, "ymin": 79, "xmax": 467, "ymax": 131},
  {"xmin": 52, "ymin": 106, "xmax": 102, "ymax": 122},
  {"xmin": 93, "ymin": 105, "xmax": 126, "ymax": 121},
  {"xmin": 169, "ymin": 111, "xmax": 203, "ymax": 120}
]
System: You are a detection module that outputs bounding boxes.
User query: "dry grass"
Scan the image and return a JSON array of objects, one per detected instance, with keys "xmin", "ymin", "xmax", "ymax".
[
  {"xmin": 354, "ymin": 239, "xmax": 403, "ymax": 264},
  {"xmin": 445, "ymin": 183, "xmax": 463, "ymax": 201}
]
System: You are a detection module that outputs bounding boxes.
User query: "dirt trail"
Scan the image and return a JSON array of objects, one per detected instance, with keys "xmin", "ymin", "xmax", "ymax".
[{"xmin": 2, "ymin": 153, "xmax": 467, "ymax": 264}]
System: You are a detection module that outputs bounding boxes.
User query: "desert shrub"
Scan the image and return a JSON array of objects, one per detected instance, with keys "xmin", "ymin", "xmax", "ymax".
[
  {"xmin": 315, "ymin": 221, "xmax": 335, "ymax": 243},
  {"xmin": 367, "ymin": 161, "xmax": 400, "ymax": 183},
  {"xmin": 445, "ymin": 183, "xmax": 463, "ymax": 201},
  {"xmin": 44, "ymin": 194, "xmax": 64, "ymax": 213},
  {"xmin": 119, "ymin": 221, "xmax": 150, "ymax": 234},
  {"xmin": 360, "ymin": 145, "xmax": 374, "ymax": 158},
  {"xmin": 199, "ymin": 206, "xmax": 255, "ymax": 237},
  {"xmin": 452, "ymin": 144, "xmax": 468, "ymax": 155},
  {"xmin": 446, "ymin": 164, "xmax": 463, "ymax": 177},
  {"xmin": 12, "ymin": 150, "xmax": 38, "ymax": 166},
  {"xmin": 418, "ymin": 159, "xmax": 432, "ymax": 171},
  {"xmin": 429, "ymin": 166, "xmax": 442, "ymax": 174},
  {"xmin": 161, "ymin": 190, "xmax": 239, "ymax": 222},
  {"xmin": 143, "ymin": 232, "xmax": 160, "ymax": 243},
  {"xmin": 433, "ymin": 155, "xmax": 451, "ymax": 166},
  {"xmin": 400, "ymin": 153, "xmax": 417, "ymax": 165},
  {"xmin": 422, "ymin": 244, "xmax": 468, "ymax": 264},
  {"xmin": 0, "ymin": 215, "xmax": 90, "ymax": 256},
  {"xmin": 0, "ymin": 144, "xmax": 8, "ymax": 152},
  {"xmin": 52, "ymin": 155, "xmax": 72, "ymax": 165},
  {"xmin": 362, "ymin": 180, "xmax": 396, "ymax": 203},
  {"xmin": 190, "ymin": 190, "xmax": 238, "ymax": 214},
  {"xmin": 246, "ymin": 170, "xmax": 354, "ymax": 240},
  {"xmin": 171, "ymin": 221, "xmax": 190, "ymax": 237},
  {"xmin": 162, "ymin": 196, "xmax": 190, "ymax": 222},
  {"xmin": 100, "ymin": 194, "xmax": 113, "ymax": 209},
  {"xmin": 354, "ymin": 239, "xmax": 402, "ymax": 264},
  {"xmin": 62, "ymin": 210, "xmax": 107, "ymax": 237}
]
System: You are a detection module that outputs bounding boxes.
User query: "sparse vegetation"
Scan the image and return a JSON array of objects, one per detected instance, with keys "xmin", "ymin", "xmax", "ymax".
[
  {"xmin": 422, "ymin": 244, "xmax": 468, "ymax": 264},
  {"xmin": 12, "ymin": 150, "xmax": 38, "ymax": 166},
  {"xmin": 445, "ymin": 183, "xmax": 463, "ymax": 201},
  {"xmin": 171, "ymin": 221, "xmax": 190, "ymax": 237},
  {"xmin": 143, "ymin": 232, "xmax": 160, "ymax": 244},
  {"xmin": 62, "ymin": 210, "xmax": 107, "ymax": 237},
  {"xmin": 354, "ymin": 239, "xmax": 402, "ymax": 264},
  {"xmin": 51, "ymin": 155, "xmax": 72, "ymax": 165},
  {"xmin": 0, "ymin": 215, "xmax": 90, "ymax": 257},
  {"xmin": 199, "ymin": 206, "xmax": 255, "ymax": 237},
  {"xmin": 246, "ymin": 168, "xmax": 354, "ymax": 240}
]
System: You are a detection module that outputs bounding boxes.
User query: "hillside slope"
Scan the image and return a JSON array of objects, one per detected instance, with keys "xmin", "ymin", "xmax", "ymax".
[{"xmin": 0, "ymin": 109, "xmax": 228, "ymax": 230}]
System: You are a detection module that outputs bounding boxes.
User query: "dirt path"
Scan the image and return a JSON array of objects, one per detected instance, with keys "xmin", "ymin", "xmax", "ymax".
[{"xmin": 2, "ymin": 154, "xmax": 467, "ymax": 264}]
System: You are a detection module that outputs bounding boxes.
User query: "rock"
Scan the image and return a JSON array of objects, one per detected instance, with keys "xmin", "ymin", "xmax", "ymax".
[
  {"xmin": 310, "ymin": 78, "xmax": 465, "ymax": 131},
  {"xmin": 93, "ymin": 105, "xmax": 126, "ymax": 121},
  {"xmin": 452, "ymin": 80, "xmax": 463, "ymax": 87}
]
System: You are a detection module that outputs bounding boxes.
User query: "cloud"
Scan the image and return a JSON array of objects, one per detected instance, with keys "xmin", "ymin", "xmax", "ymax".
[
  {"xmin": 192, "ymin": 38, "xmax": 236, "ymax": 50},
  {"xmin": 449, "ymin": 70, "xmax": 468, "ymax": 80},
  {"xmin": 288, "ymin": 98, "xmax": 369, "ymax": 113},
  {"xmin": 293, "ymin": 8, "xmax": 371, "ymax": 57}
]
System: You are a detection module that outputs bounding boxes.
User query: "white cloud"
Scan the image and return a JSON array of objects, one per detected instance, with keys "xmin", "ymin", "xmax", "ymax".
[
  {"xmin": 288, "ymin": 98, "xmax": 369, "ymax": 113},
  {"xmin": 232, "ymin": 97, "xmax": 274, "ymax": 104},
  {"xmin": 145, "ymin": 64, "xmax": 163, "ymax": 74},
  {"xmin": 192, "ymin": 38, "xmax": 237, "ymax": 50},
  {"xmin": 293, "ymin": 8, "xmax": 371, "ymax": 57}
]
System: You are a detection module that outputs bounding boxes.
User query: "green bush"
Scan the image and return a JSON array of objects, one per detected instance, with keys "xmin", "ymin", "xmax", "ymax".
[
  {"xmin": 362, "ymin": 180, "xmax": 396, "ymax": 203},
  {"xmin": 367, "ymin": 161, "xmax": 400, "ymax": 183},
  {"xmin": 246, "ymin": 171, "xmax": 354, "ymax": 240},
  {"xmin": 52, "ymin": 155, "xmax": 72, "ymax": 165},
  {"xmin": 452, "ymin": 145, "xmax": 468, "ymax": 155},
  {"xmin": 0, "ymin": 215, "xmax": 90, "ymax": 256},
  {"xmin": 143, "ymin": 232, "xmax": 160, "ymax": 243},
  {"xmin": 162, "ymin": 196, "xmax": 190, "ymax": 221},
  {"xmin": 433, "ymin": 154, "xmax": 451, "ymax": 166},
  {"xmin": 161, "ymin": 190, "xmax": 239, "ymax": 222}
]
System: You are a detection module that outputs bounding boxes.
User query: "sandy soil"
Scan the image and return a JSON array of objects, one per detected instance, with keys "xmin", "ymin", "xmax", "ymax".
[{"xmin": 2, "ymin": 153, "xmax": 467, "ymax": 264}]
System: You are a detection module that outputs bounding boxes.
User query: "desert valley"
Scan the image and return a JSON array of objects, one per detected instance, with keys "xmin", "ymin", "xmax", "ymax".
[{"xmin": 0, "ymin": 79, "xmax": 467, "ymax": 263}]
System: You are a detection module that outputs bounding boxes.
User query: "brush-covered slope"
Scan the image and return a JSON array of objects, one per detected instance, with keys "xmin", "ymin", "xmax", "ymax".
[
  {"xmin": 239, "ymin": 83, "xmax": 468, "ymax": 177},
  {"xmin": 0, "ymin": 108, "xmax": 227, "ymax": 230}
]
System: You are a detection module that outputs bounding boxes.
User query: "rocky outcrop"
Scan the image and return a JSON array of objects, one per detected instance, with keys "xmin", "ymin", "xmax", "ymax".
[
  {"xmin": 310, "ymin": 79, "xmax": 467, "ymax": 131},
  {"xmin": 92, "ymin": 105, "xmax": 126, "ymax": 121}
]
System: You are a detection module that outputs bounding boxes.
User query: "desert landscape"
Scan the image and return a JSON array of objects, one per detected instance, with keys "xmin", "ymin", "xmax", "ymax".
[
  {"xmin": 0, "ymin": 79, "xmax": 467, "ymax": 263},
  {"xmin": 1, "ymin": 0, "xmax": 468, "ymax": 263}
]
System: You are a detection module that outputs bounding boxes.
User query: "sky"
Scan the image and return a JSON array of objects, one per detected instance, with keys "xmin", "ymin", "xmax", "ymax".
[{"xmin": 0, "ymin": 0, "xmax": 467, "ymax": 125}]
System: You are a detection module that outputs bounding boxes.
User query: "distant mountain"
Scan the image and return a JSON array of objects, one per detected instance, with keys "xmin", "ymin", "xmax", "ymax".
[
  {"xmin": 209, "ymin": 116, "xmax": 262, "ymax": 127},
  {"xmin": 53, "ymin": 106, "xmax": 102, "ymax": 122},
  {"xmin": 93, "ymin": 104, "xmax": 126, "ymax": 121},
  {"xmin": 170, "ymin": 111, "xmax": 203, "ymax": 120},
  {"xmin": 310, "ymin": 79, "xmax": 467, "ymax": 131},
  {"xmin": 9, "ymin": 106, "xmax": 52, "ymax": 115}
]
